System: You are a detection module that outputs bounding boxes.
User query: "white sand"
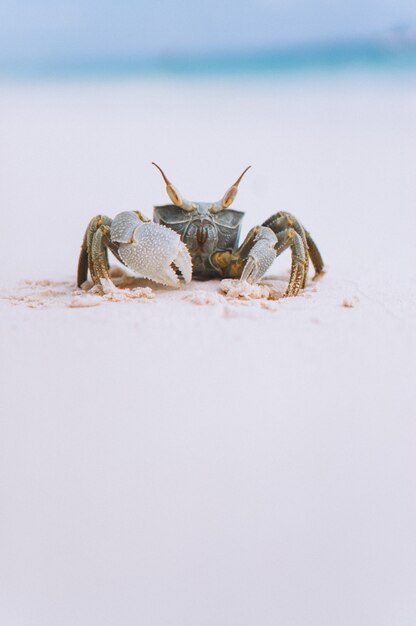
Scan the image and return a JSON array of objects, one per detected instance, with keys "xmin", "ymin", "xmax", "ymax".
[{"xmin": 1, "ymin": 74, "xmax": 416, "ymax": 626}]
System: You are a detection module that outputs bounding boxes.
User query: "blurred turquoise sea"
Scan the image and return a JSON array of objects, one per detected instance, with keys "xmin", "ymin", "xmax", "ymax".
[{"xmin": 2, "ymin": 40, "xmax": 416, "ymax": 81}]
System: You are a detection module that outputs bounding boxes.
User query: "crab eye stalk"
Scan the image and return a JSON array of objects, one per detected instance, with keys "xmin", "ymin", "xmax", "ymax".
[
  {"xmin": 210, "ymin": 166, "xmax": 251, "ymax": 213},
  {"xmin": 152, "ymin": 162, "xmax": 186, "ymax": 208}
]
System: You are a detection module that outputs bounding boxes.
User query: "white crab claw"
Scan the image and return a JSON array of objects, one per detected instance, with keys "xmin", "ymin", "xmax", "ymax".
[
  {"xmin": 241, "ymin": 227, "xmax": 277, "ymax": 284},
  {"xmin": 117, "ymin": 222, "xmax": 192, "ymax": 288}
]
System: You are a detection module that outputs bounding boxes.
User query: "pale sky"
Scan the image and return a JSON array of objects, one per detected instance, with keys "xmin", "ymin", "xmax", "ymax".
[{"xmin": 1, "ymin": 0, "xmax": 415, "ymax": 62}]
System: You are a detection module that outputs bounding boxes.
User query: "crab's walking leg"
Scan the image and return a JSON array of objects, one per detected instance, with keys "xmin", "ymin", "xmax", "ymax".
[
  {"xmin": 90, "ymin": 225, "xmax": 113, "ymax": 286},
  {"xmin": 77, "ymin": 233, "xmax": 89, "ymax": 287},
  {"xmin": 263, "ymin": 211, "xmax": 325, "ymax": 285},
  {"xmin": 211, "ymin": 211, "xmax": 324, "ymax": 297},
  {"xmin": 305, "ymin": 229, "xmax": 325, "ymax": 279},
  {"xmin": 275, "ymin": 227, "xmax": 307, "ymax": 296},
  {"xmin": 77, "ymin": 215, "xmax": 113, "ymax": 287}
]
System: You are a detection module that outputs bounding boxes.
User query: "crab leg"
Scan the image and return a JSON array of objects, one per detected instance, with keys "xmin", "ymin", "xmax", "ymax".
[
  {"xmin": 262, "ymin": 212, "xmax": 309, "ymax": 286},
  {"xmin": 263, "ymin": 211, "xmax": 325, "ymax": 283},
  {"xmin": 305, "ymin": 229, "xmax": 325, "ymax": 279},
  {"xmin": 90, "ymin": 225, "xmax": 113, "ymax": 287},
  {"xmin": 77, "ymin": 215, "xmax": 112, "ymax": 287},
  {"xmin": 275, "ymin": 227, "xmax": 307, "ymax": 296},
  {"xmin": 211, "ymin": 211, "xmax": 324, "ymax": 297}
]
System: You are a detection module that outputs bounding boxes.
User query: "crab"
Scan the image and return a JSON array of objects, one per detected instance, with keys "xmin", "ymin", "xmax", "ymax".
[{"xmin": 77, "ymin": 164, "xmax": 325, "ymax": 296}]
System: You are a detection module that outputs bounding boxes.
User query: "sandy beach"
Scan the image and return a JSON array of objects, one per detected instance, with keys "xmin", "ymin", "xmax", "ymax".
[{"xmin": 1, "ymin": 74, "xmax": 416, "ymax": 625}]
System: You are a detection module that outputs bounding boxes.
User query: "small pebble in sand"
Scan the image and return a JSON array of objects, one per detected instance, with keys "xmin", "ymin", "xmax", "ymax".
[{"xmin": 341, "ymin": 296, "xmax": 359, "ymax": 308}]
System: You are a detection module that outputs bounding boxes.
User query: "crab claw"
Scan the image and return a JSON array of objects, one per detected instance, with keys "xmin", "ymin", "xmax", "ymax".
[
  {"xmin": 241, "ymin": 226, "xmax": 277, "ymax": 284},
  {"xmin": 117, "ymin": 221, "xmax": 192, "ymax": 288}
]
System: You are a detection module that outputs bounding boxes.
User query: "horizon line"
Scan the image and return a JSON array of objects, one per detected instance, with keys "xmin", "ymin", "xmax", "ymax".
[{"xmin": 1, "ymin": 36, "xmax": 416, "ymax": 81}]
